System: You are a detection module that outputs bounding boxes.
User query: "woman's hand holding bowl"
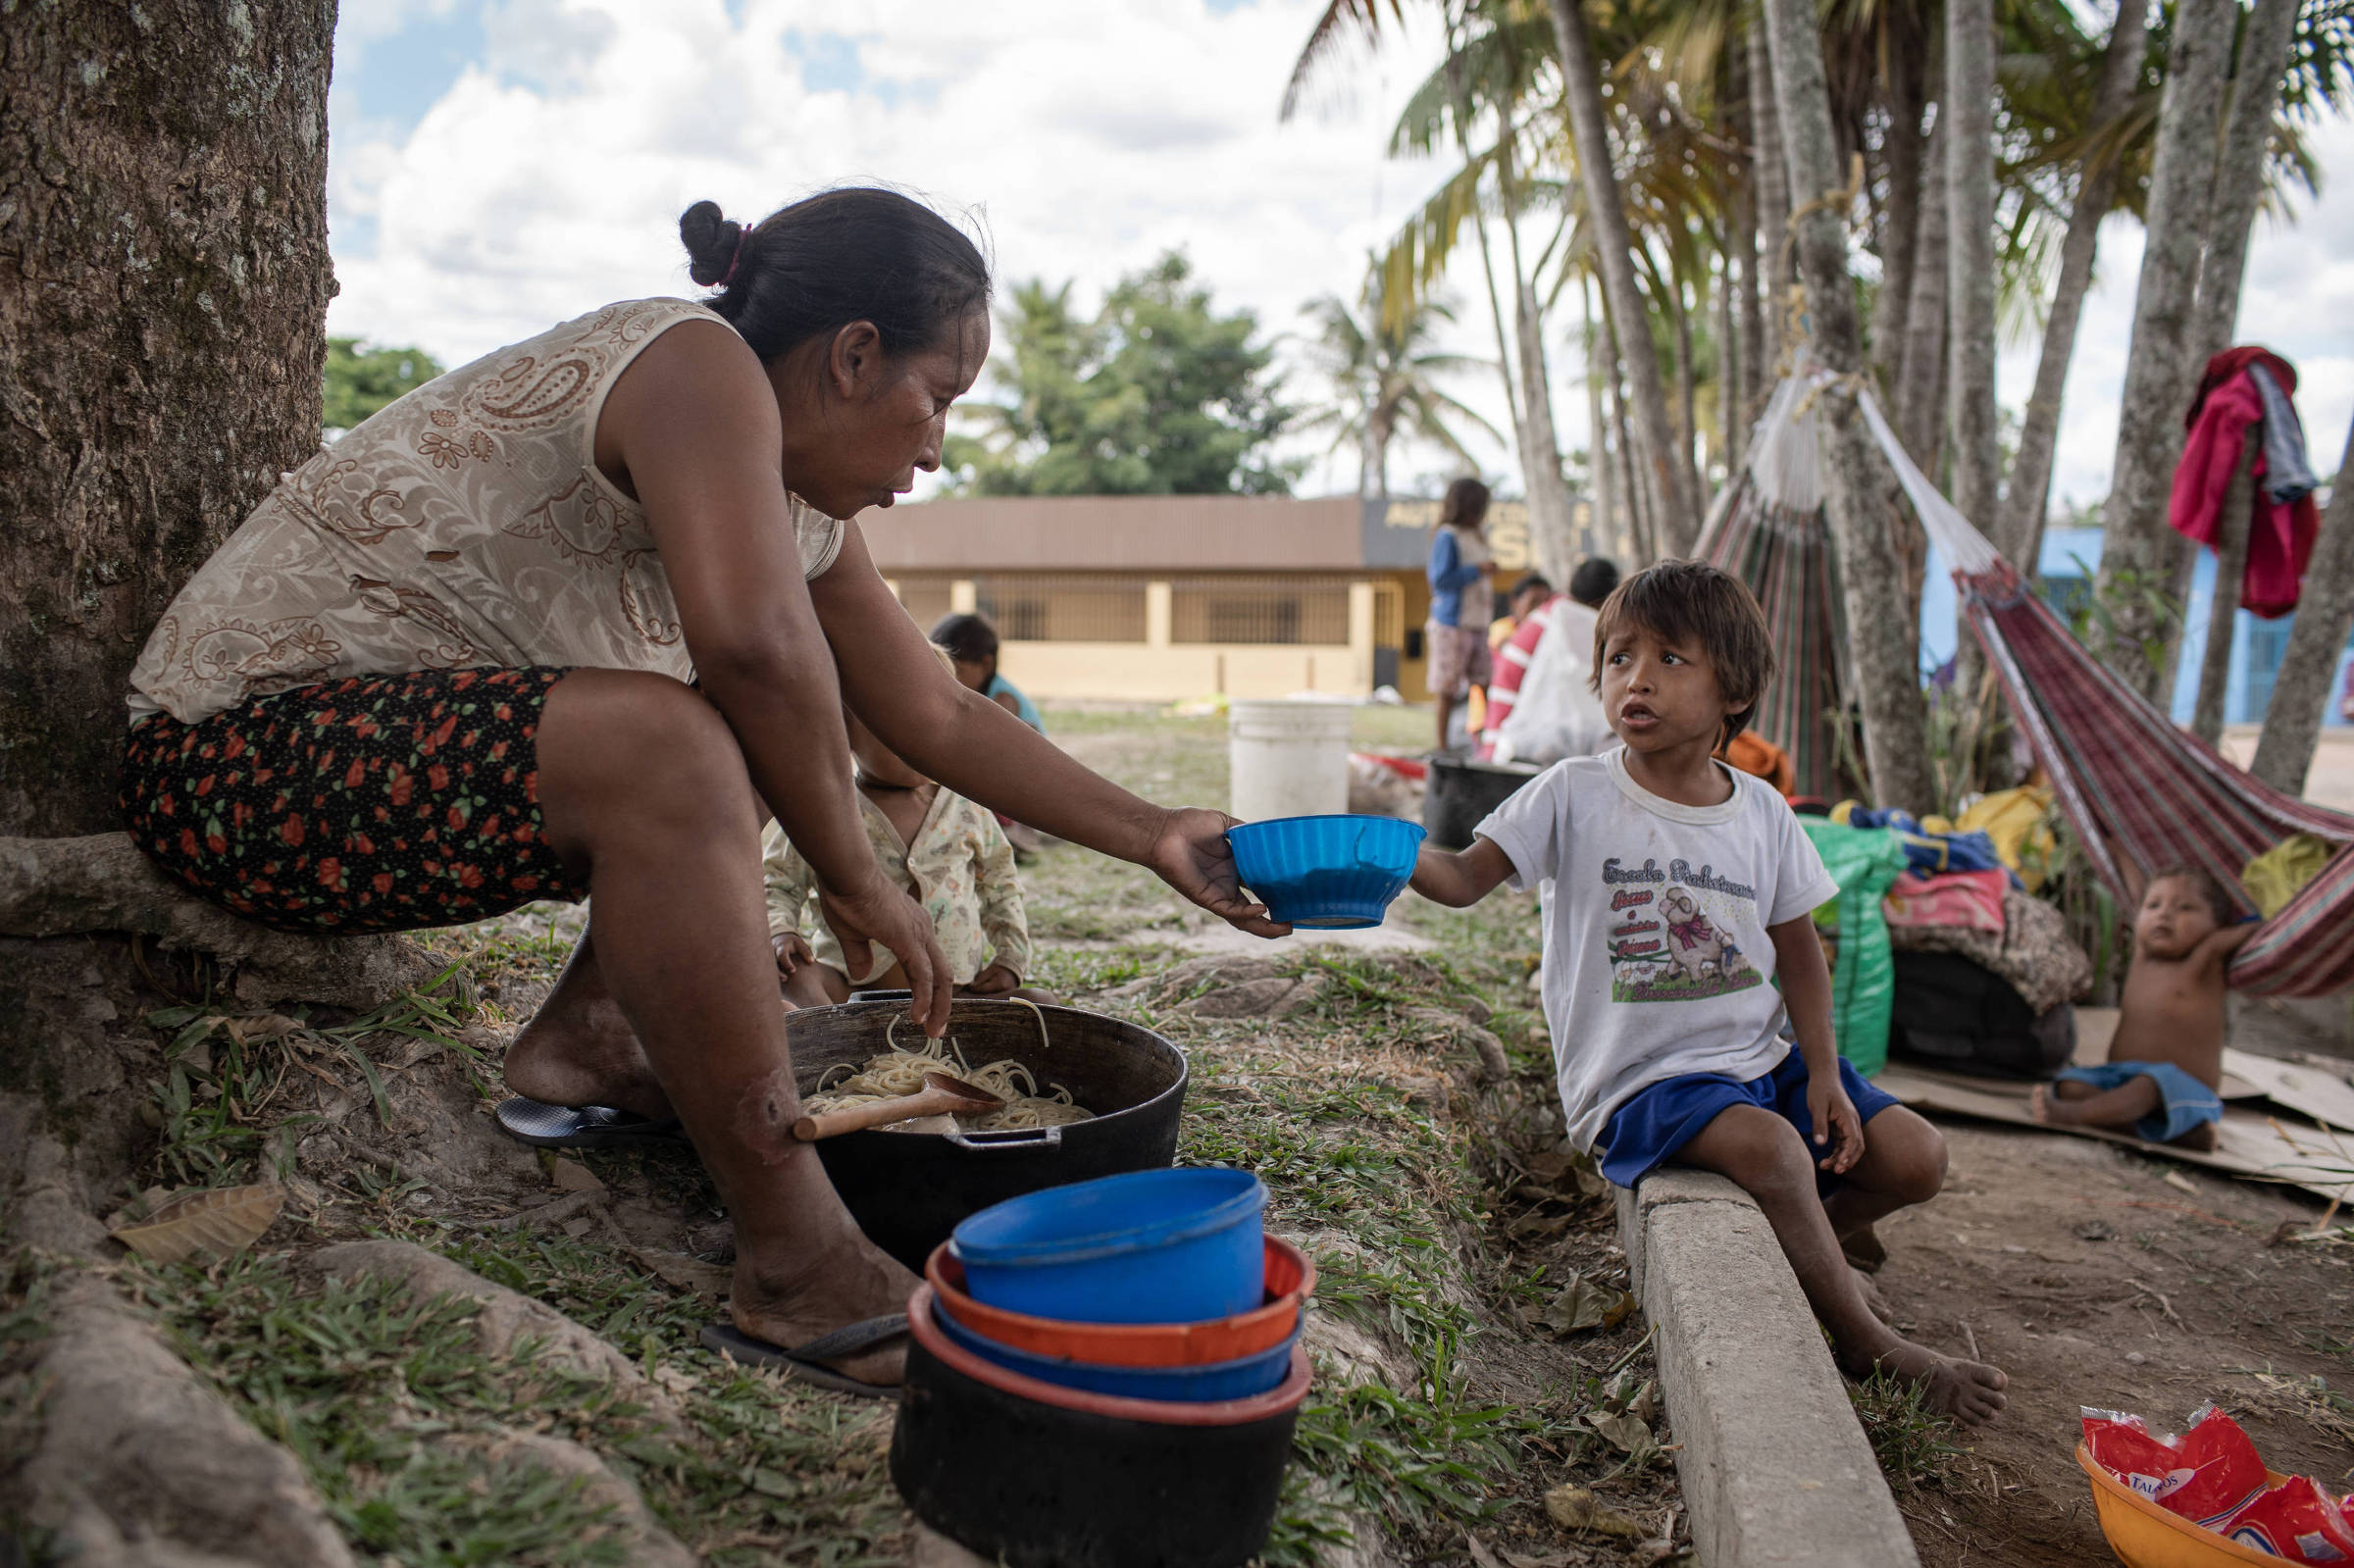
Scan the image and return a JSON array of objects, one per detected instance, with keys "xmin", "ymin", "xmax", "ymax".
[{"xmin": 1146, "ymin": 807, "xmax": 1293, "ymax": 939}]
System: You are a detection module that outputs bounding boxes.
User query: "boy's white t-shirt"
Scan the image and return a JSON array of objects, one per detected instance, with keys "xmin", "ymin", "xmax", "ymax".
[{"xmin": 1474, "ymin": 747, "xmax": 1840, "ymax": 1152}]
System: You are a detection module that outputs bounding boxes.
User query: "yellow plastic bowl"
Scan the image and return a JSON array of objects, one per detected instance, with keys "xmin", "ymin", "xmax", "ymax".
[{"xmin": 2076, "ymin": 1442, "xmax": 2290, "ymax": 1567}]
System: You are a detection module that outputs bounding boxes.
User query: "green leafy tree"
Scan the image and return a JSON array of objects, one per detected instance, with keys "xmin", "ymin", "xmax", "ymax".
[
  {"xmin": 322, "ymin": 336, "xmax": 443, "ymax": 431},
  {"xmin": 948, "ymin": 252, "xmax": 1299, "ymax": 495}
]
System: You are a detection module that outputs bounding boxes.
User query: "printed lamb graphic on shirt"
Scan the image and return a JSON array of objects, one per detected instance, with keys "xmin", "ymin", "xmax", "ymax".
[{"xmin": 1602, "ymin": 857, "xmax": 1764, "ymax": 1003}]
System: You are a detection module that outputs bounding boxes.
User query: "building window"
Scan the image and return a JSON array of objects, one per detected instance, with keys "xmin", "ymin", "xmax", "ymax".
[
  {"xmin": 1170, "ymin": 577, "xmax": 1352, "ymax": 645},
  {"xmin": 974, "ymin": 576, "xmax": 1149, "ymax": 642}
]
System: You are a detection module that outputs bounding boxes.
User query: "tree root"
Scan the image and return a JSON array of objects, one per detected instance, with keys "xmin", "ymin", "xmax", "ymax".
[
  {"xmin": 0, "ymin": 834, "xmax": 435, "ymax": 1009},
  {"xmin": 10, "ymin": 1272, "xmax": 358, "ymax": 1567}
]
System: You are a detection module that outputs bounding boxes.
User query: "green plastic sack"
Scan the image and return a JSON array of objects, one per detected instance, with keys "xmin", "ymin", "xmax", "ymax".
[{"xmin": 1799, "ymin": 818, "xmax": 1910, "ymax": 1075}]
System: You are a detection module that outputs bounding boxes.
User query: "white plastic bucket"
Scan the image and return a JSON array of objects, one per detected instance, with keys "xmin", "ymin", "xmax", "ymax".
[{"xmin": 1228, "ymin": 700, "xmax": 1353, "ymax": 823}]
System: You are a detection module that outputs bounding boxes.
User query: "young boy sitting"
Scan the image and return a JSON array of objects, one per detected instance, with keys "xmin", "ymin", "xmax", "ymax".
[
  {"xmin": 2029, "ymin": 865, "xmax": 2255, "ymax": 1151},
  {"xmin": 1410, "ymin": 561, "xmax": 2008, "ymax": 1426},
  {"xmin": 765, "ymin": 702, "xmax": 1055, "ymax": 1008}
]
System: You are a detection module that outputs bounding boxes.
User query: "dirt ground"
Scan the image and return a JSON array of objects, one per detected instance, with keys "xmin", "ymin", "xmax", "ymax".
[{"xmin": 1868, "ymin": 1119, "xmax": 2354, "ymax": 1566}]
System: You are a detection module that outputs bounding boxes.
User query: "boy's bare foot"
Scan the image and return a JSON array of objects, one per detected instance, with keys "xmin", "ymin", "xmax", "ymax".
[
  {"xmin": 2026, "ymin": 1085, "xmax": 2073, "ymax": 1127},
  {"xmin": 1840, "ymin": 1336, "xmax": 2009, "ymax": 1426},
  {"xmin": 2169, "ymin": 1122, "xmax": 2221, "ymax": 1153},
  {"xmin": 731, "ymin": 1230, "xmax": 920, "ymax": 1388},
  {"xmin": 1840, "ymin": 1222, "xmax": 1887, "ymax": 1275},
  {"xmin": 1853, "ymin": 1267, "xmax": 1894, "ymax": 1325}
]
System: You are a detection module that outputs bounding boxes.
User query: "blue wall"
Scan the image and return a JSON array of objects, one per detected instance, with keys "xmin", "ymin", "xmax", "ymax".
[{"xmin": 1917, "ymin": 528, "xmax": 2352, "ymax": 730}]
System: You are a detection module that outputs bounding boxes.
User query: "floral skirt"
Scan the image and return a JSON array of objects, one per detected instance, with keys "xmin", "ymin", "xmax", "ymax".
[{"xmin": 120, "ymin": 667, "xmax": 587, "ymax": 935}]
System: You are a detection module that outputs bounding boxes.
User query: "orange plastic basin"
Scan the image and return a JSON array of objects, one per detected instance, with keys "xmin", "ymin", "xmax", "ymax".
[
  {"xmin": 2076, "ymin": 1442, "xmax": 2293, "ymax": 1567},
  {"xmin": 926, "ymin": 1233, "xmax": 1312, "ymax": 1368}
]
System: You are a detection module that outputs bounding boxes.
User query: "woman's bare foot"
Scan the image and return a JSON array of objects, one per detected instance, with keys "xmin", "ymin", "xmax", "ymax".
[
  {"xmin": 1839, "ymin": 1334, "xmax": 2009, "ymax": 1426},
  {"xmin": 503, "ymin": 934, "xmax": 674, "ymax": 1120},
  {"xmin": 730, "ymin": 1228, "xmax": 920, "ymax": 1387}
]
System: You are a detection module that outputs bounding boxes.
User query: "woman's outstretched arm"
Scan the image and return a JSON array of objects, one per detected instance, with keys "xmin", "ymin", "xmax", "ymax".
[{"xmin": 809, "ymin": 524, "xmax": 1288, "ymax": 939}]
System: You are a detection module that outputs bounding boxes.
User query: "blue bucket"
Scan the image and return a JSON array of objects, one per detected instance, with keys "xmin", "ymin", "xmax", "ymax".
[
  {"xmin": 931, "ymin": 1296, "xmax": 1302, "ymax": 1402},
  {"xmin": 1226, "ymin": 814, "xmax": 1427, "ymax": 930},
  {"xmin": 949, "ymin": 1168, "xmax": 1266, "ymax": 1325}
]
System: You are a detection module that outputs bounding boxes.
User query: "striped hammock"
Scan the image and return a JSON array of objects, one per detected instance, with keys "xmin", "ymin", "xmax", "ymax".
[
  {"xmin": 1695, "ymin": 379, "xmax": 1860, "ymax": 802},
  {"xmin": 1837, "ymin": 381, "xmax": 2354, "ymax": 997}
]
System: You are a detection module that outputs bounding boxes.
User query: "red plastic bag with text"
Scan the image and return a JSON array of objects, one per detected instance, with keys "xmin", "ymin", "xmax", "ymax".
[
  {"xmin": 2081, "ymin": 1405, "xmax": 2271, "ymax": 1529},
  {"xmin": 2221, "ymin": 1476, "xmax": 2354, "ymax": 1563}
]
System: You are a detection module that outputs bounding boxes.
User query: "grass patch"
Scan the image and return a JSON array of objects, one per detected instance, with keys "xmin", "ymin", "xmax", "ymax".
[
  {"xmin": 115, "ymin": 1247, "xmax": 909, "ymax": 1568},
  {"xmin": 1850, "ymin": 1372, "xmax": 1966, "ymax": 1489}
]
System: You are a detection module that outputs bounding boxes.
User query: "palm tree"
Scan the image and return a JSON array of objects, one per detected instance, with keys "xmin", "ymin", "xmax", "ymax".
[{"xmin": 1298, "ymin": 268, "xmax": 1503, "ymax": 496}]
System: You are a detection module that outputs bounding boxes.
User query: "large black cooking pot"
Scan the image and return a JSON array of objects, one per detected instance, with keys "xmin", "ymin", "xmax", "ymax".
[{"xmin": 789, "ymin": 994, "xmax": 1187, "ymax": 1270}]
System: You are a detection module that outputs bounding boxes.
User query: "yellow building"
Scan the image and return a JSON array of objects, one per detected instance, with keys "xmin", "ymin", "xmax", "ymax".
[{"xmin": 866, "ymin": 494, "xmax": 1560, "ymax": 703}]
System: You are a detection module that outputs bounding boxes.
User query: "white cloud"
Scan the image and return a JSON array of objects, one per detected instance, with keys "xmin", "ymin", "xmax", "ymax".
[{"xmin": 329, "ymin": 1, "xmax": 2354, "ymax": 509}]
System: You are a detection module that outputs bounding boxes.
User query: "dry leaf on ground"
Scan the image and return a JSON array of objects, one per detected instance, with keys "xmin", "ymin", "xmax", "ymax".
[
  {"xmin": 1543, "ymin": 1486, "xmax": 1645, "ymax": 1539},
  {"xmin": 1587, "ymin": 1408, "xmax": 1656, "ymax": 1455},
  {"xmin": 109, "ymin": 1184, "xmax": 285, "ymax": 1264},
  {"xmin": 1539, "ymin": 1273, "xmax": 1634, "ymax": 1336}
]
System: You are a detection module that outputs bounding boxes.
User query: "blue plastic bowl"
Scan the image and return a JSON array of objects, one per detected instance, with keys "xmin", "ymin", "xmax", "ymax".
[
  {"xmin": 1226, "ymin": 814, "xmax": 1427, "ymax": 930},
  {"xmin": 931, "ymin": 1293, "xmax": 1302, "ymax": 1402},
  {"xmin": 949, "ymin": 1168, "xmax": 1267, "ymax": 1325}
]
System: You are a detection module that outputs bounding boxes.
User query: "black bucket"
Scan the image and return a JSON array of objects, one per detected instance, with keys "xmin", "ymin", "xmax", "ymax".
[
  {"xmin": 1422, "ymin": 755, "xmax": 1542, "ymax": 849},
  {"xmin": 892, "ymin": 1289, "xmax": 1305, "ymax": 1568},
  {"xmin": 788, "ymin": 995, "xmax": 1187, "ymax": 1270}
]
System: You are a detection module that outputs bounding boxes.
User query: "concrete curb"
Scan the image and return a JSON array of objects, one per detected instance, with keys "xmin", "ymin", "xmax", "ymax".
[{"xmin": 1615, "ymin": 1170, "xmax": 1919, "ymax": 1568}]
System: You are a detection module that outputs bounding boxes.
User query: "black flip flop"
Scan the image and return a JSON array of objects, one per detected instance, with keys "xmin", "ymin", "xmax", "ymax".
[
  {"xmin": 699, "ymin": 1314, "xmax": 909, "ymax": 1399},
  {"xmin": 494, "ymin": 1095, "xmax": 689, "ymax": 1150}
]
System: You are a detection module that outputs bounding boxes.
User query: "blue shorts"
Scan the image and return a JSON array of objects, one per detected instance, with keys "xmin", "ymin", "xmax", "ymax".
[
  {"xmin": 1598, "ymin": 1050, "xmax": 1902, "ymax": 1192},
  {"xmin": 2051, "ymin": 1061, "xmax": 2223, "ymax": 1144}
]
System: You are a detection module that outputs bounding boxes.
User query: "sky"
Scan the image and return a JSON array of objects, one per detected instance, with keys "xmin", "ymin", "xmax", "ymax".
[{"xmin": 325, "ymin": 0, "xmax": 2354, "ymax": 513}]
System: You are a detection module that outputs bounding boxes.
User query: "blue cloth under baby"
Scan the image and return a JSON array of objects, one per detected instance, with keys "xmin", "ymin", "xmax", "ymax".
[
  {"xmin": 2051, "ymin": 1061, "xmax": 2224, "ymax": 1144},
  {"xmin": 1598, "ymin": 1049, "xmax": 1902, "ymax": 1192}
]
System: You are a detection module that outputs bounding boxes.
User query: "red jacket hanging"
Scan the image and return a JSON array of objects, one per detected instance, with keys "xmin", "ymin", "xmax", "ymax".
[{"xmin": 2168, "ymin": 346, "xmax": 2320, "ymax": 619}]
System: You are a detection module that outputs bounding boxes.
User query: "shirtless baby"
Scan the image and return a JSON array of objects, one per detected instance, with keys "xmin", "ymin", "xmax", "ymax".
[{"xmin": 2029, "ymin": 865, "xmax": 2257, "ymax": 1151}]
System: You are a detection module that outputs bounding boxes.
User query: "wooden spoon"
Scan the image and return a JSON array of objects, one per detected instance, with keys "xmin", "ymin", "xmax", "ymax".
[{"xmin": 791, "ymin": 1071, "xmax": 1003, "ymax": 1141}]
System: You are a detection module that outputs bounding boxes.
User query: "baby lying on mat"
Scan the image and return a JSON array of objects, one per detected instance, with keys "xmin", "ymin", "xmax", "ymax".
[{"xmin": 2030, "ymin": 865, "xmax": 2256, "ymax": 1151}]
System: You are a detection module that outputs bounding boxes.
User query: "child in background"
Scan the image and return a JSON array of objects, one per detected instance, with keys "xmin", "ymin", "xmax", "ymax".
[
  {"xmin": 1425, "ymin": 477, "xmax": 1497, "ymax": 754},
  {"xmin": 2030, "ymin": 866, "xmax": 2255, "ymax": 1150},
  {"xmin": 931, "ymin": 612, "xmax": 1048, "ymax": 855},
  {"xmin": 931, "ymin": 613, "xmax": 1044, "ymax": 734},
  {"xmin": 765, "ymin": 701, "xmax": 1054, "ymax": 1008},
  {"xmin": 1410, "ymin": 561, "xmax": 2007, "ymax": 1426}
]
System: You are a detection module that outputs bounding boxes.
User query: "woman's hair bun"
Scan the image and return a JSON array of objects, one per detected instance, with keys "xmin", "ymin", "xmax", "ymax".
[{"xmin": 679, "ymin": 200, "xmax": 744, "ymax": 287}]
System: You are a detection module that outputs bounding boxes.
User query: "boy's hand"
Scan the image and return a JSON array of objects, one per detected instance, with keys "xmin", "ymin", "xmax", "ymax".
[
  {"xmin": 1806, "ymin": 1076, "xmax": 1866, "ymax": 1174},
  {"xmin": 772, "ymin": 930, "xmax": 813, "ymax": 979},
  {"xmin": 967, "ymin": 963, "xmax": 1020, "ymax": 995}
]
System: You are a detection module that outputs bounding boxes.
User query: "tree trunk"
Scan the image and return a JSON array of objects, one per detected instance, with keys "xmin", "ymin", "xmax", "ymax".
[
  {"xmin": 2251, "ymin": 411, "xmax": 2354, "ymax": 793},
  {"xmin": 1730, "ymin": 38, "xmax": 1767, "ymax": 427},
  {"xmin": 0, "ymin": 0, "xmax": 338, "ymax": 835},
  {"xmin": 1946, "ymin": 0, "xmax": 2000, "ymax": 532},
  {"xmin": 1995, "ymin": 0, "xmax": 2150, "ymax": 569},
  {"xmin": 1547, "ymin": 0, "xmax": 1699, "ymax": 556},
  {"xmin": 1868, "ymin": 57, "xmax": 1927, "ymax": 392},
  {"xmin": 1670, "ymin": 273, "xmax": 1703, "ymax": 526},
  {"xmin": 1584, "ymin": 275, "xmax": 1619, "ymax": 559},
  {"xmin": 1717, "ymin": 241, "xmax": 1740, "ymax": 482},
  {"xmin": 1499, "ymin": 131, "xmax": 1582, "ymax": 582},
  {"xmin": 2093, "ymin": 0, "xmax": 2237, "ymax": 700},
  {"xmin": 2190, "ymin": 430, "xmax": 2258, "ymax": 746},
  {"xmin": 2190, "ymin": 0, "xmax": 2302, "ymax": 366},
  {"xmin": 1894, "ymin": 117, "xmax": 1951, "ymax": 474},
  {"xmin": 1761, "ymin": 0, "xmax": 1937, "ymax": 812},
  {"xmin": 1439, "ymin": 15, "xmax": 1533, "ymax": 488},
  {"xmin": 1748, "ymin": 20, "xmax": 1792, "ymax": 385}
]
